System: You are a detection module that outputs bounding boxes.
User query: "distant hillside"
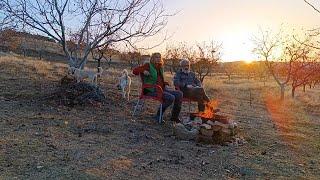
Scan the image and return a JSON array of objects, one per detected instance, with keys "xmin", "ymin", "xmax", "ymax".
[
  {"xmin": 0, "ymin": 29, "xmax": 121, "ymax": 62},
  {"xmin": 0, "ymin": 29, "xmax": 66, "ymax": 61},
  {"xmin": 0, "ymin": 29, "xmax": 56, "ymax": 42}
]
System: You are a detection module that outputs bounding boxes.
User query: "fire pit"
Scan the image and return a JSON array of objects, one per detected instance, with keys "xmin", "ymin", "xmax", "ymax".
[{"xmin": 174, "ymin": 100, "xmax": 239, "ymax": 144}]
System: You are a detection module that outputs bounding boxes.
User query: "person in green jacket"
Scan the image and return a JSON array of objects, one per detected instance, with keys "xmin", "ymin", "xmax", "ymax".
[{"xmin": 133, "ymin": 53, "xmax": 183, "ymax": 122}]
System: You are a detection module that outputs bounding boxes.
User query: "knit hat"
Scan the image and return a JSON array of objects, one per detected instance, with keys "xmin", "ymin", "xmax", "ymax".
[{"xmin": 180, "ymin": 59, "xmax": 190, "ymax": 67}]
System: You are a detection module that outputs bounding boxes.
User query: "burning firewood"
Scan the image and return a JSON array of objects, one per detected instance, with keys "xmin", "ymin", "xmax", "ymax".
[
  {"xmin": 190, "ymin": 100, "xmax": 231, "ymax": 124},
  {"xmin": 175, "ymin": 100, "xmax": 240, "ymax": 144}
]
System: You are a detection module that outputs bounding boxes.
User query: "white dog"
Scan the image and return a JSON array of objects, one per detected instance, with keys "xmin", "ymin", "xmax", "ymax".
[
  {"xmin": 68, "ymin": 66, "xmax": 102, "ymax": 85},
  {"xmin": 97, "ymin": 67, "xmax": 103, "ymax": 77},
  {"xmin": 117, "ymin": 69, "xmax": 131, "ymax": 101}
]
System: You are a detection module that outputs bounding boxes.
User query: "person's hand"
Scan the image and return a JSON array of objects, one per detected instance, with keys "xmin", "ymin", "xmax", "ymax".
[
  {"xmin": 143, "ymin": 70, "xmax": 150, "ymax": 76},
  {"xmin": 186, "ymin": 84, "xmax": 194, "ymax": 88}
]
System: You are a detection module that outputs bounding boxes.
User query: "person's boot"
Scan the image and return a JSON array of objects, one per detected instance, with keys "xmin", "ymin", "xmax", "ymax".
[
  {"xmin": 198, "ymin": 102, "xmax": 205, "ymax": 112},
  {"xmin": 170, "ymin": 104, "xmax": 182, "ymax": 123}
]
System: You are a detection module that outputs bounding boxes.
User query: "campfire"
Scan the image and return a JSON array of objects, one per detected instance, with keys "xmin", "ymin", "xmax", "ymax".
[
  {"xmin": 174, "ymin": 100, "xmax": 239, "ymax": 144},
  {"xmin": 190, "ymin": 100, "xmax": 230, "ymax": 124},
  {"xmin": 192, "ymin": 100, "xmax": 219, "ymax": 119}
]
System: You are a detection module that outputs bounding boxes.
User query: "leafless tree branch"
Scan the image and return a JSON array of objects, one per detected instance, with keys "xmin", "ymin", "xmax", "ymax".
[
  {"xmin": 304, "ymin": 0, "xmax": 320, "ymax": 14},
  {"xmin": 1, "ymin": 0, "xmax": 171, "ymax": 69}
]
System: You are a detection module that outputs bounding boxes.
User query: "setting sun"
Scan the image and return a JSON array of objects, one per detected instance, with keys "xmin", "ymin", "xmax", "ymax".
[
  {"xmin": 245, "ymin": 59, "xmax": 253, "ymax": 64},
  {"xmin": 147, "ymin": 0, "xmax": 320, "ymax": 62}
]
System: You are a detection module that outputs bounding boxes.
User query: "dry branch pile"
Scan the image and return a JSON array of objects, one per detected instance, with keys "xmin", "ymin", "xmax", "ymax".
[{"xmin": 48, "ymin": 75, "xmax": 106, "ymax": 106}]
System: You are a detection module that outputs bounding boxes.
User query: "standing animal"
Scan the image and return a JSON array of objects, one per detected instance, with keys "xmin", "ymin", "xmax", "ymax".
[
  {"xmin": 97, "ymin": 67, "xmax": 103, "ymax": 76},
  {"xmin": 117, "ymin": 69, "xmax": 132, "ymax": 101},
  {"xmin": 68, "ymin": 66, "xmax": 103, "ymax": 85}
]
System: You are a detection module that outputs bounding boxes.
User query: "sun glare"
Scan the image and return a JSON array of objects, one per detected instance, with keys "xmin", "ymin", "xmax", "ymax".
[{"xmin": 245, "ymin": 59, "xmax": 253, "ymax": 64}]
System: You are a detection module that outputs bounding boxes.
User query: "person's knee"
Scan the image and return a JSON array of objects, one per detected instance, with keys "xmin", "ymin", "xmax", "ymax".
[
  {"xmin": 166, "ymin": 94, "xmax": 175, "ymax": 104},
  {"xmin": 176, "ymin": 91, "xmax": 183, "ymax": 101}
]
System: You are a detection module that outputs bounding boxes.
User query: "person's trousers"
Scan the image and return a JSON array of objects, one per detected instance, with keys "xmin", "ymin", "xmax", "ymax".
[
  {"xmin": 182, "ymin": 87, "xmax": 210, "ymax": 111},
  {"xmin": 146, "ymin": 89, "xmax": 183, "ymax": 120}
]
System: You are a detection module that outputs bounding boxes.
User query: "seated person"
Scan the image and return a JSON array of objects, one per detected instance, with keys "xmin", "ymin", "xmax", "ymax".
[
  {"xmin": 173, "ymin": 59, "xmax": 210, "ymax": 112},
  {"xmin": 133, "ymin": 52, "xmax": 183, "ymax": 122}
]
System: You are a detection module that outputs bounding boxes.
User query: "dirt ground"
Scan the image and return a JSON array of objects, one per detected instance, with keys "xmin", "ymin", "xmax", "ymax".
[{"xmin": 0, "ymin": 55, "xmax": 319, "ymax": 179}]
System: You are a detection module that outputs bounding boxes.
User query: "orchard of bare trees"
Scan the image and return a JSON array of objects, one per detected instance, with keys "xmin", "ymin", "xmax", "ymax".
[
  {"xmin": 0, "ymin": 0, "xmax": 169, "ymax": 69},
  {"xmin": 252, "ymin": 28, "xmax": 320, "ymax": 100},
  {"xmin": 164, "ymin": 41, "xmax": 221, "ymax": 83},
  {"xmin": 0, "ymin": 0, "xmax": 319, "ymax": 101}
]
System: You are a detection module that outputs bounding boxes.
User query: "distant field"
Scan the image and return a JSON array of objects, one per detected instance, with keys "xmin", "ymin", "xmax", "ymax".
[{"xmin": 0, "ymin": 54, "xmax": 319, "ymax": 179}]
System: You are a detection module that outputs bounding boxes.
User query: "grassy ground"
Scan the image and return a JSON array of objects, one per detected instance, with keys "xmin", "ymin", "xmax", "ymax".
[{"xmin": 0, "ymin": 54, "xmax": 319, "ymax": 179}]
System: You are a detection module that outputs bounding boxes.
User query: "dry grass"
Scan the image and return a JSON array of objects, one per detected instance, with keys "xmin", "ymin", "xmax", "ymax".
[
  {"xmin": 0, "ymin": 54, "xmax": 319, "ymax": 179},
  {"xmin": 0, "ymin": 54, "xmax": 67, "ymax": 79}
]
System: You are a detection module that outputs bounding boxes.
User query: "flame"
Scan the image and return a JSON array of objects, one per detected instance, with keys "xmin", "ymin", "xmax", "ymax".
[{"xmin": 194, "ymin": 100, "xmax": 219, "ymax": 119}]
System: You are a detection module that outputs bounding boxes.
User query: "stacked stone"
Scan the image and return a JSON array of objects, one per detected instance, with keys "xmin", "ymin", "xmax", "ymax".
[
  {"xmin": 173, "ymin": 115, "xmax": 238, "ymax": 144},
  {"xmin": 197, "ymin": 117, "xmax": 238, "ymax": 144}
]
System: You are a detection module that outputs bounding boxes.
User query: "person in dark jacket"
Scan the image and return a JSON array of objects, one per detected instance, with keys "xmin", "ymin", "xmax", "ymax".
[
  {"xmin": 133, "ymin": 52, "xmax": 183, "ymax": 122},
  {"xmin": 173, "ymin": 59, "xmax": 210, "ymax": 111}
]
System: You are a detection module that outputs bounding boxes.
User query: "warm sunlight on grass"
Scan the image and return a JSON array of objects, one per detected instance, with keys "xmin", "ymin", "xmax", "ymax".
[{"xmin": 244, "ymin": 59, "xmax": 253, "ymax": 64}]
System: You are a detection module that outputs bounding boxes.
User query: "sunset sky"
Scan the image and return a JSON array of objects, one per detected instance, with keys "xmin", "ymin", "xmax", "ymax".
[{"xmin": 147, "ymin": 0, "xmax": 320, "ymax": 61}]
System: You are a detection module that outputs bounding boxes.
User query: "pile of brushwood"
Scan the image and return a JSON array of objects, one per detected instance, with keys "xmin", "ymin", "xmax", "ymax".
[{"xmin": 48, "ymin": 75, "xmax": 106, "ymax": 107}]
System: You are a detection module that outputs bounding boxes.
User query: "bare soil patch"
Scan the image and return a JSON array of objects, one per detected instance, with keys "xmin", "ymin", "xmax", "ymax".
[{"xmin": 0, "ymin": 55, "xmax": 319, "ymax": 179}]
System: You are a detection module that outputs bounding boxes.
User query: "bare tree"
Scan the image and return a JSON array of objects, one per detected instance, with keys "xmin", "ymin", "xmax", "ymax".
[
  {"xmin": 252, "ymin": 29, "xmax": 300, "ymax": 100},
  {"xmin": 191, "ymin": 41, "xmax": 220, "ymax": 83},
  {"xmin": 0, "ymin": 2, "xmax": 12, "ymax": 30},
  {"xmin": 164, "ymin": 43, "xmax": 185, "ymax": 74},
  {"xmin": 1, "ymin": 0, "xmax": 169, "ymax": 69},
  {"xmin": 221, "ymin": 62, "xmax": 236, "ymax": 81},
  {"xmin": 0, "ymin": 2, "xmax": 15, "ymax": 49},
  {"xmin": 129, "ymin": 51, "xmax": 143, "ymax": 68},
  {"xmin": 254, "ymin": 61, "xmax": 269, "ymax": 84},
  {"xmin": 91, "ymin": 46, "xmax": 106, "ymax": 71},
  {"xmin": 120, "ymin": 49, "xmax": 142, "ymax": 69},
  {"xmin": 91, "ymin": 44, "xmax": 116, "ymax": 70},
  {"xmin": 164, "ymin": 41, "xmax": 220, "ymax": 81},
  {"xmin": 92, "ymin": 44, "xmax": 116, "ymax": 69},
  {"xmin": 289, "ymin": 32, "xmax": 319, "ymax": 97},
  {"xmin": 311, "ymin": 64, "xmax": 320, "ymax": 87},
  {"xmin": 304, "ymin": 0, "xmax": 320, "ymax": 13},
  {"xmin": 289, "ymin": 46, "xmax": 315, "ymax": 97},
  {"xmin": 104, "ymin": 46, "xmax": 118, "ymax": 67}
]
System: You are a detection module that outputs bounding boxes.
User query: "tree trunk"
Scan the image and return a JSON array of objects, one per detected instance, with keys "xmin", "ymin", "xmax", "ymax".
[
  {"xmin": 39, "ymin": 51, "xmax": 42, "ymax": 60},
  {"xmin": 79, "ymin": 58, "xmax": 88, "ymax": 69},
  {"xmin": 98, "ymin": 59, "xmax": 101, "ymax": 68},
  {"xmin": 79, "ymin": 51, "xmax": 91, "ymax": 69},
  {"xmin": 303, "ymin": 84, "xmax": 306, "ymax": 92},
  {"xmin": 68, "ymin": 57, "xmax": 76, "ymax": 67},
  {"xmin": 291, "ymin": 87, "xmax": 295, "ymax": 98},
  {"xmin": 200, "ymin": 75, "xmax": 205, "ymax": 84},
  {"xmin": 108, "ymin": 55, "xmax": 112, "ymax": 67},
  {"xmin": 280, "ymin": 84, "xmax": 285, "ymax": 101}
]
